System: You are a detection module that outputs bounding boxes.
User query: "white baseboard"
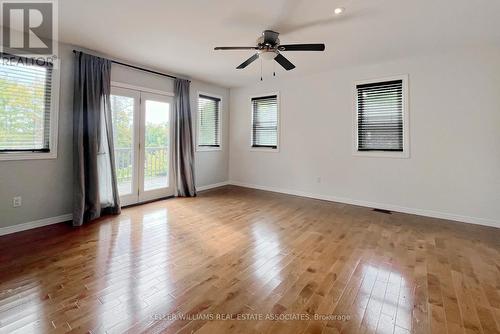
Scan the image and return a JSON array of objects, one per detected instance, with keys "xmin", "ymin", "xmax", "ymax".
[
  {"xmin": 228, "ymin": 181, "xmax": 499, "ymax": 229},
  {"xmin": 0, "ymin": 213, "xmax": 73, "ymax": 236},
  {"xmin": 2, "ymin": 181, "xmax": 496, "ymax": 236},
  {"xmin": 197, "ymin": 181, "xmax": 230, "ymax": 192}
]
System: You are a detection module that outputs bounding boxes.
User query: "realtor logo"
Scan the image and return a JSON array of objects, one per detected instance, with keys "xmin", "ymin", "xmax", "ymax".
[{"xmin": 1, "ymin": 0, "xmax": 57, "ymax": 56}]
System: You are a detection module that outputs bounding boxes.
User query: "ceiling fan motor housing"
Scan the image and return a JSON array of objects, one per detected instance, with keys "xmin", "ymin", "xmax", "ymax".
[
  {"xmin": 257, "ymin": 36, "xmax": 280, "ymax": 48},
  {"xmin": 257, "ymin": 31, "xmax": 280, "ymax": 59}
]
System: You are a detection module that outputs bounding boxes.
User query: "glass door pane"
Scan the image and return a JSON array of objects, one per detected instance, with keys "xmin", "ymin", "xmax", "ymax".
[
  {"xmin": 110, "ymin": 87, "xmax": 140, "ymax": 205},
  {"xmin": 139, "ymin": 92, "xmax": 173, "ymax": 202},
  {"xmin": 143, "ymin": 99, "xmax": 170, "ymax": 191},
  {"xmin": 111, "ymin": 94, "xmax": 134, "ymax": 195}
]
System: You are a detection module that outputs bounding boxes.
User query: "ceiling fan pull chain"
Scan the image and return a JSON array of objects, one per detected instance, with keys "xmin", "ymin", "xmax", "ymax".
[{"xmin": 260, "ymin": 57, "xmax": 263, "ymax": 81}]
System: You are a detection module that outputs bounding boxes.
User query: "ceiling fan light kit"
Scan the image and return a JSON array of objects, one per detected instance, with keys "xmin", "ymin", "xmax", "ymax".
[{"xmin": 214, "ymin": 30, "xmax": 326, "ymax": 77}]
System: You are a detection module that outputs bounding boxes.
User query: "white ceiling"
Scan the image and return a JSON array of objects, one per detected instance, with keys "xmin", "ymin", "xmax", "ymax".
[{"xmin": 59, "ymin": 0, "xmax": 500, "ymax": 87}]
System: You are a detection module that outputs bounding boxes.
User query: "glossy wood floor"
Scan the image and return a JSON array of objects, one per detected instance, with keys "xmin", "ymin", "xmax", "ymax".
[{"xmin": 1, "ymin": 186, "xmax": 499, "ymax": 334}]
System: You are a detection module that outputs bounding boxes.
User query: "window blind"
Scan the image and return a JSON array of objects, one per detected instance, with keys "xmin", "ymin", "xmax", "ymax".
[
  {"xmin": 357, "ymin": 80, "xmax": 403, "ymax": 151},
  {"xmin": 0, "ymin": 54, "xmax": 53, "ymax": 152},
  {"xmin": 198, "ymin": 94, "xmax": 220, "ymax": 147},
  {"xmin": 251, "ymin": 95, "xmax": 278, "ymax": 149}
]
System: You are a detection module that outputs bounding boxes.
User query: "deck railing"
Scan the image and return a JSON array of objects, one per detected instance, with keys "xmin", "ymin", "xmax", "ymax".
[{"xmin": 114, "ymin": 147, "xmax": 168, "ymax": 184}]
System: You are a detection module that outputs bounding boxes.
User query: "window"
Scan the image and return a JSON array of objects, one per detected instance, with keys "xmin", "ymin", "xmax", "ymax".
[
  {"xmin": 197, "ymin": 94, "xmax": 221, "ymax": 149},
  {"xmin": 251, "ymin": 94, "xmax": 279, "ymax": 149},
  {"xmin": 355, "ymin": 75, "xmax": 408, "ymax": 157},
  {"xmin": 0, "ymin": 54, "xmax": 58, "ymax": 160}
]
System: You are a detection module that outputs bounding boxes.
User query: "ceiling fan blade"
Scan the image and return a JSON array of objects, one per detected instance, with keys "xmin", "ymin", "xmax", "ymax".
[
  {"xmin": 237, "ymin": 53, "xmax": 259, "ymax": 69},
  {"xmin": 214, "ymin": 46, "xmax": 258, "ymax": 50},
  {"xmin": 263, "ymin": 30, "xmax": 280, "ymax": 45},
  {"xmin": 279, "ymin": 44, "xmax": 325, "ymax": 51},
  {"xmin": 274, "ymin": 54, "xmax": 295, "ymax": 71}
]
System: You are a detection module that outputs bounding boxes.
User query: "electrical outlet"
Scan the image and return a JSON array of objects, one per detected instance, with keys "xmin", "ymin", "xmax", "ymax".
[
  {"xmin": 316, "ymin": 177, "xmax": 321, "ymax": 184},
  {"xmin": 13, "ymin": 196, "xmax": 22, "ymax": 208}
]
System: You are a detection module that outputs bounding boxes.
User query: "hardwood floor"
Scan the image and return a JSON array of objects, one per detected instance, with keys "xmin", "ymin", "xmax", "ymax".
[{"xmin": 1, "ymin": 186, "xmax": 499, "ymax": 334}]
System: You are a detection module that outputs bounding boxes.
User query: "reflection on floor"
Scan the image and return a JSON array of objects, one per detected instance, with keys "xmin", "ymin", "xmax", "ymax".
[{"xmin": 0, "ymin": 186, "xmax": 499, "ymax": 333}]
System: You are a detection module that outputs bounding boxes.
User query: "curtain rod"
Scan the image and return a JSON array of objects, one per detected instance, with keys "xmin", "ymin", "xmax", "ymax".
[{"xmin": 72, "ymin": 50, "xmax": 189, "ymax": 82}]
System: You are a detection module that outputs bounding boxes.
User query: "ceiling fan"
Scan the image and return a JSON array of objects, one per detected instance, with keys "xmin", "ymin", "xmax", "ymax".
[{"xmin": 214, "ymin": 30, "xmax": 325, "ymax": 71}]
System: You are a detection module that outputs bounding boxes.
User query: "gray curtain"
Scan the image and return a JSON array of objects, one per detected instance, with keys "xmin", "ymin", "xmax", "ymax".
[
  {"xmin": 73, "ymin": 51, "xmax": 120, "ymax": 226},
  {"xmin": 172, "ymin": 79, "xmax": 196, "ymax": 197}
]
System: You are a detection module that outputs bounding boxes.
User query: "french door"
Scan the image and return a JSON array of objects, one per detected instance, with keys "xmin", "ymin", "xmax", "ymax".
[{"xmin": 110, "ymin": 86, "xmax": 174, "ymax": 206}]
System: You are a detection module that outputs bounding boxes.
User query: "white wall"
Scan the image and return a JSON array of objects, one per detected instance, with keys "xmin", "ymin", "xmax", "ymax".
[
  {"xmin": 229, "ymin": 47, "xmax": 500, "ymax": 227},
  {"xmin": 190, "ymin": 80, "xmax": 230, "ymax": 188},
  {"xmin": 0, "ymin": 43, "xmax": 229, "ymax": 231}
]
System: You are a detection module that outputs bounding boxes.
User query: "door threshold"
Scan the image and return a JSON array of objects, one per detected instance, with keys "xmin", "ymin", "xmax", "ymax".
[{"xmin": 122, "ymin": 195, "xmax": 175, "ymax": 209}]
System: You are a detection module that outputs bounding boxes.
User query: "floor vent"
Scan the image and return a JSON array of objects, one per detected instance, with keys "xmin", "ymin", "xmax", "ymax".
[{"xmin": 373, "ymin": 208, "xmax": 392, "ymax": 214}]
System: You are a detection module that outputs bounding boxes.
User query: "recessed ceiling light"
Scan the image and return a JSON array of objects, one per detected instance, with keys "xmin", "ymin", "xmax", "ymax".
[{"xmin": 334, "ymin": 7, "xmax": 345, "ymax": 15}]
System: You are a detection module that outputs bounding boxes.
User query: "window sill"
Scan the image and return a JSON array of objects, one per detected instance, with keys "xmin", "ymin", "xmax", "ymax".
[
  {"xmin": 0, "ymin": 151, "xmax": 57, "ymax": 161},
  {"xmin": 250, "ymin": 147, "xmax": 280, "ymax": 153},
  {"xmin": 352, "ymin": 150, "xmax": 409, "ymax": 159},
  {"xmin": 196, "ymin": 146, "xmax": 222, "ymax": 152}
]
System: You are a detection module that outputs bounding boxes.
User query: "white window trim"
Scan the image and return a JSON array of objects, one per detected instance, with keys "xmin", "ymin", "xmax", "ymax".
[
  {"xmin": 352, "ymin": 74, "xmax": 410, "ymax": 159},
  {"xmin": 250, "ymin": 92, "xmax": 280, "ymax": 152},
  {"xmin": 0, "ymin": 60, "xmax": 61, "ymax": 161},
  {"xmin": 196, "ymin": 91, "xmax": 222, "ymax": 152}
]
